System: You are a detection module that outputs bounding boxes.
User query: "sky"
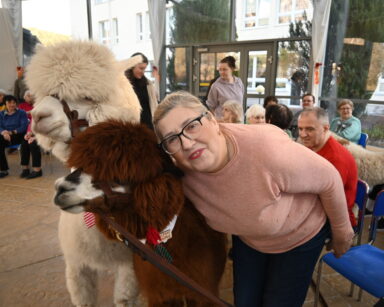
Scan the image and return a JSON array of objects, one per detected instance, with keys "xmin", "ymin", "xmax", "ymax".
[{"xmin": 22, "ymin": 0, "xmax": 71, "ymax": 35}]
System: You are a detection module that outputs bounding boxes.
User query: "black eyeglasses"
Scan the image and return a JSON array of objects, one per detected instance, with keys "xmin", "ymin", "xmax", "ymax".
[{"xmin": 159, "ymin": 112, "xmax": 208, "ymax": 154}]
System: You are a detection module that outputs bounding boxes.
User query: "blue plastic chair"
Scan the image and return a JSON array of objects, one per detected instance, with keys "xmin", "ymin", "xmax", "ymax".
[
  {"xmin": 358, "ymin": 133, "xmax": 368, "ymax": 148},
  {"xmin": 354, "ymin": 180, "xmax": 369, "ymax": 245},
  {"xmin": 314, "ymin": 189, "xmax": 384, "ymax": 306}
]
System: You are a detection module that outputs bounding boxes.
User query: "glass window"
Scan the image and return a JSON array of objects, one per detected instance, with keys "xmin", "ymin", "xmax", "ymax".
[
  {"xmin": 166, "ymin": 0, "xmax": 231, "ymax": 44},
  {"xmin": 247, "ymin": 50, "xmax": 267, "ymax": 94},
  {"xmin": 199, "ymin": 51, "xmax": 240, "ymax": 94},
  {"xmin": 166, "ymin": 47, "xmax": 189, "ymax": 92},
  {"xmin": 278, "ymin": 0, "xmax": 312, "ymax": 25},
  {"xmin": 136, "ymin": 12, "xmax": 150, "ymax": 41},
  {"xmin": 235, "ymin": 0, "xmax": 312, "ymax": 40},
  {"xmin": 98, "ymin": 18, "xmax": 118, "ymax": 45},
  {"xmin": 244, "ymin": 0, "xmax": 271, "ymax": 28},
  {"xmin": 95, "ymin": 0, "xmax": 109, "ymax": 4},
  {"xmin": 322, "ymin": 1, "xmax": 384, "ymax": 147},
  {"xmin": 275, "ymin": 40, "xmax": 311, "ymax": 106}
]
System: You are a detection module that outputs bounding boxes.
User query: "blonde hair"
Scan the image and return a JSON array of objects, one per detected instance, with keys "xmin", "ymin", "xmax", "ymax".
[
  {"xmin": 337, "ymin": 99, "xmax": 354, "ymax": 110},
  {"xmin": 222, "ymin": 100, "xmax": 243, "ymax": 123},
  {"xmin": 245, "ymin": 104, "xmax": 265, "ymax": 121},
  {"xmin": 153, "ymin": 91, "xmax": 209, "ymax": 138}
]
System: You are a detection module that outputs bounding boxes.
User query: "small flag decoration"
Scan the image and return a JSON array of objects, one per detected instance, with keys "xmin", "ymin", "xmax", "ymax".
[{"xmin": 84, "ymin": 212, "xmax": 96, "ymax": 228}]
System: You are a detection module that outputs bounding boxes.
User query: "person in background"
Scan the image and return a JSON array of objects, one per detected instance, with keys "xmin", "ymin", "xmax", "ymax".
[
  {"xmin": 18, "ymin": 90, "xmax": 34, "ymax": 121},
  {"xmin": 221, "ymin": 100, "xmax": 243, "ymax": 123},
  {"xmin": 290, "ymin": 93, "xmax": 316, "ymax": 139},
  {"xmin": 298, "ymin": 107, "xmax": 358, "ymax": 228},
  {"xmin": 245, "ymin": 104, "xmax": 265, "ymax": 124},
  {"xmin": 0, "ymin": 89, "xmax": 6, "ymax": 112},
  {"xmin": 125, "ymin": 52, "xmax": 158, "ymax": 130},
  {"xmin": 19, "ymin": 92, "xmax": 42, "ymax": 179},
  {"xmin": 265, "ymin": 104, "xmax": 293, "ymax": 137},
  {"xmin": 206, "ymin": 56, "xmax": 244, "ymax": 120},
  {"xmin": 263, "ymin": 95, "xmax": 278, "ymax": 109},
  {"xmin": 14, "ymin": 66, "xmax": 27, "ymax": 103},
  {"xmin": 330, "ymin": 99, "xmax": 361, "ymax": 144},
  {"xmin": 0, "ymin": 95, "xmax": 28, "ymax": 178},
  {"xmin": 153, "ymin": 91, "xmax": 353, "ymax": 307}
]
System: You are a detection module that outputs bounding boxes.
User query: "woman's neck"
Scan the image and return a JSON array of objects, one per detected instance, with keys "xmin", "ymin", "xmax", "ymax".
[{"xmin": 222, "ymin": 75, "xmax": 234, "ymax": 83}]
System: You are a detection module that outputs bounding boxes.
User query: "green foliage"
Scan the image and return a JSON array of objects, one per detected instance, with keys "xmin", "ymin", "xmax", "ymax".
[
  {"xmin": 170, "ymin": 0, "xmax": 231, "ymax": 44},
  {"xmin": 347, "ymin": 0, "xmax": 384, "ymax": 42},
  {"xmin": 363, "ymin": 124, "xmax": 384, "ymax": 140}
]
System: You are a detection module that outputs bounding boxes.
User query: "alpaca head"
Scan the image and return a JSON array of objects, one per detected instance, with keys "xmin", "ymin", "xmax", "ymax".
[
  {"xmin": 25, "ymin": 40, "xmax": 142, "ymax": 162},
  {"xmin": 54, "ymin": 120, "xmax": 184, "ymax": 234}
]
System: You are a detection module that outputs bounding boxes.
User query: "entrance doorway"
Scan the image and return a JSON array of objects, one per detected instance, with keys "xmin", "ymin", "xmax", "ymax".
[{"xmin": 190, "ymin": 39, "xmax": 311, "ymax": 112}]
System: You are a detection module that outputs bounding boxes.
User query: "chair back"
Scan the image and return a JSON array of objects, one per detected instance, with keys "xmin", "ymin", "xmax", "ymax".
[
  {"xmin": 368, "ymin": 189, "xmax": 384, "ymax": 244},
  {"xmin": 358, "ymin": 133, "xmax": 368, "ymax": 148},
  {"xmin": 354, "ymin": 179, "xmax": 369, "ymax": 245}
]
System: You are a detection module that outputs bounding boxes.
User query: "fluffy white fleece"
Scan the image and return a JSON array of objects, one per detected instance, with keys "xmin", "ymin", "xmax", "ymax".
[
  {"xmin": 24, "ymin": 40, "xmax": 144, "ymax": 306},
  {"xmin": 331, "ymin": 133, "xmax": 384, "ymax": 187}
]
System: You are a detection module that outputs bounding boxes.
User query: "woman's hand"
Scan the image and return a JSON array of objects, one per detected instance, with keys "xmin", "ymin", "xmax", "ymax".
[
  {"xmin": 1, "ymin": 130, "xmax": 11, "ymax": 142},
  {"xmin": 326, "ymin": 235, "xmax": 353, "ymax": 258}
]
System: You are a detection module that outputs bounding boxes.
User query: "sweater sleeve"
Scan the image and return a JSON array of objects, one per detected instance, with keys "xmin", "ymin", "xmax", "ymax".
[
  {"xmin": 206, "ymin": 84, "xmax": 219, "ymax": 113},
  {"xmin": 15, "ymin": 110, "xmax": 29, "ymax": 134},
  {"xmin": 262, "ymin": 131, "xmax": 354, "ymax": 242}
]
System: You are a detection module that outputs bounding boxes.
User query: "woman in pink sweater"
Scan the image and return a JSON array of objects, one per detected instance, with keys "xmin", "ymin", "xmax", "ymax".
[{"xmin": 153, "ymin": 91, "xmax": 354, "ymax": 307}]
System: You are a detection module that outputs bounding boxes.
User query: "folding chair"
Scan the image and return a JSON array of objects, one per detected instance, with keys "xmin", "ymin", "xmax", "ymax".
[
  {"xmin": 358, "ymin": 133, "xmax": 368, "ymax": 148},
  {"xmin": 314, "ymin": 189, "xmax": 384, "ymax": 306}
]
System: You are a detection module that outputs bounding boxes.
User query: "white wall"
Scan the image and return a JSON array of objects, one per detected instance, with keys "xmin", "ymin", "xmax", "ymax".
[{"xmin": 91, "ymin": 0, "xmax": 153, "ymax": 61}]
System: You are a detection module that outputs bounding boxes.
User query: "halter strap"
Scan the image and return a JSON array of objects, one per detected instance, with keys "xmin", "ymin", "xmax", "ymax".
[{"xmin": 50, "ymin": 95, "xmax": 89, "ymax": 139}]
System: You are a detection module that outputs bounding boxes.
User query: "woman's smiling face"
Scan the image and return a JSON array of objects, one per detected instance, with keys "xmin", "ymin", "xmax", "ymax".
[{"xmin": 157, "ymin": 107, "xmax": 228, "ymax": 173}]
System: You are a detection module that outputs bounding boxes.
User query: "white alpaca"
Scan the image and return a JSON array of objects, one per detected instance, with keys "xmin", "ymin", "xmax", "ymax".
[
  {"xmin": 331, "ymin": 133, "xmax": 384, "ymax": 188},
  {"xmin": 25, "ymin": 41, "xmax": 142, "ymax": 307}
]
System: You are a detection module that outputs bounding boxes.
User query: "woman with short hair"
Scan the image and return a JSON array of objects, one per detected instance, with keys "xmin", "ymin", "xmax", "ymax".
[
  {"xmin": 330, "ymin": 99, "xmax": 361, "ymax": 143},
  {"xmin": 153, "ymin": 91, "xmax": 354, "ymax": 307},
  {"xmin": 221, "ymin": 100, "xmax": 243, "ymax": 123},
  {"xmin": 245, "ymin": 104, "xmax": 265, "ymax": 124}
]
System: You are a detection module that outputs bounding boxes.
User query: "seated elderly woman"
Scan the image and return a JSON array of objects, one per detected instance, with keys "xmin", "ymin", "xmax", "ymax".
[
  {"xmin": 0, "ymin": 95, "xmax": 28, "ymax": 178},
  {"xmin": 245, "ymin": 104, "xmax": 265, "ymax": 124},
  {"xmin": 221, "ymin": 100, "xmax": 243, "ymax": 123},
  {"xmin": 330, "ymin": 99, "xmax": 361, "ymax": 143},
  {"xmin": 265, "ymin": 104, "xmax": 293, "ymax": 137}
]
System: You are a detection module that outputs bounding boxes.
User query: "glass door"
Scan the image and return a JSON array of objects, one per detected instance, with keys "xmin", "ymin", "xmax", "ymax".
[
  {"xmin": 243, "ymin": 44, "xmax": 274, "ymax": 108},
  {"xmin": 194, "ymin": 46, "xmax": 241, "ymax": 102},
  {"xmin": 193, "ymin": 44, "xmax": 274, "ymax": 112}
]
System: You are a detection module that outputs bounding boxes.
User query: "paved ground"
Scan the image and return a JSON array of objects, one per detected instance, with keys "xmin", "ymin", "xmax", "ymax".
[{"xmin": 0, "ymin": 152, "xmax": 383, "ymax": 307}]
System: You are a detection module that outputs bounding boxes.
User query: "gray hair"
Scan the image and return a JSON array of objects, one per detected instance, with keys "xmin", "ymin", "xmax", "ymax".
[
  {"xmin": 0, "ymin": 89, "xmax": 6, "ymax": 95},
  {"xmin": 153, "ymin": 91, "xmax": 209, "ymax": 137},
  {"xmin": 222, "ymin": 100, "xmax": 243, "ymax": 123},
  {"xmin": 299, "ymin": 107, "xmax": 329, "ymax": 125},
  {"xmin": 245, "ymin": 104, "xmax": 265, "ymax": 120}
]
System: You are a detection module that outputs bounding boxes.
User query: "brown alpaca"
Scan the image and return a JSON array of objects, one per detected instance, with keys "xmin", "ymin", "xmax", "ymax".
[{"xmin": 54, "ymin": 120, "xmax": 228, "ymax": 306}]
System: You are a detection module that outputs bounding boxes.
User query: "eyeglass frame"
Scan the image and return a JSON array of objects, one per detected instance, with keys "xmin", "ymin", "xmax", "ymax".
[{"xmin": 159, "ymin": 111, "xmax": 208, "ymax": 154}]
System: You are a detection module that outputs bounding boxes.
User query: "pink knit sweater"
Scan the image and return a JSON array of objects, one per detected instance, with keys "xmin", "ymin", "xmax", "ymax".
[{"xmin": 182, "ymin": 123, "xmax": 354, "ymax": 253}]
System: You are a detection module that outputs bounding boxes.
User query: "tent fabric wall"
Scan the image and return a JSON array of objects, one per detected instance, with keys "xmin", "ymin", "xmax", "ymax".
[{"xmin": 0, "ymin": 8, "xmax": 18, "ymax": 94}]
